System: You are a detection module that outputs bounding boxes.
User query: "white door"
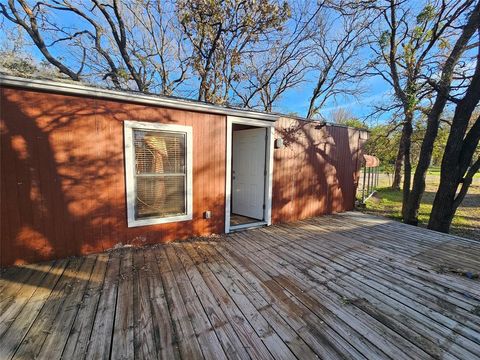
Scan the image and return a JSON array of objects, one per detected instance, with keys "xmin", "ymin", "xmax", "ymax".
[{"xmin": 232, "ymin": 128, "xmax": 266, "ymax": 220}]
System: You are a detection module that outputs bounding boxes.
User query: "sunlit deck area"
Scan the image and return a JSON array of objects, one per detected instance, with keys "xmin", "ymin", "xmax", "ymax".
[{"xmin": 1, "ymin": 212, "xmax": 480, "ymax": 359}]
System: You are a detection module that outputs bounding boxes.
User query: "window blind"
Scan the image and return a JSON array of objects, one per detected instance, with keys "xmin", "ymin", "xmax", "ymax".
[{"xmin": 133, "ymin": 130, "xmax": 186, "ymax": 219}]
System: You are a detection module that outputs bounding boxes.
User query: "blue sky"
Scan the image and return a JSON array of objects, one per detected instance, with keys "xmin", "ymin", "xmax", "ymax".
[
  {"xmin": 0, "ymin": 4, "xmax": 394, "ymax": 125},
  {"xmin": 2, "ymin": 31, "xmax": 392, "ymax": 125},
  {"xmin": 277, "ymin": 74, "xmax": 391, "ymax": 123}
]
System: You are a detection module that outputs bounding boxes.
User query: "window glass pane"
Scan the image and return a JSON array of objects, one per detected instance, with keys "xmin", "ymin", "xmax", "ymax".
[
  {"xmin": 133, "ymin": 129, "xmax": 187, "ymax": 220},
  {"xmin": 134, "ymin": 130, "xmax": 185, "ymax": 174},
  {"xmin": 135, "ymin": 175, "xmax": 186, "ymax": 218}
]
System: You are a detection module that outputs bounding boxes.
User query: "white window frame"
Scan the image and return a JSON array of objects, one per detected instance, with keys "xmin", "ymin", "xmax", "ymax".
[{"xmin": 124, "ymin": 120, "xmax": 193, "ymax": 227}]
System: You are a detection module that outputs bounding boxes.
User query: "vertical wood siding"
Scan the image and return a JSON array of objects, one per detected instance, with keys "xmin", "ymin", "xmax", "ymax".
[
  {"xmin": 1, "ymin": 88, "xmax": 365, "ymax": 266},
  {"xmin": 272, "ymin": 118, "xmax": 364, "ymax": 224},
  {"xmin": 1, "ymin": 87, "xmax": 226, "ymax": 266}
]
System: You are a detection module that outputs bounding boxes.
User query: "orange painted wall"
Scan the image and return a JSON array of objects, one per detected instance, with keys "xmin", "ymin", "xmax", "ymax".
[{"xmin": 1, "ymin": 87, "xmax": 226, "ymax": 266}]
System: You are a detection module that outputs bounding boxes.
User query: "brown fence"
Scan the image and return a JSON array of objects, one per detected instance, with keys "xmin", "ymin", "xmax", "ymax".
[{"xmin": 358, "ymin": 154, "xmax": 381, "ymax": 203}]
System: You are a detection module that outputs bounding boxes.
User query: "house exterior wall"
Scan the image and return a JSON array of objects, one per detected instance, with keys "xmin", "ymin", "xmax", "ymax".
[
  {"xmin": 0, "ymin": 86, "xmax": 366, "ymax": 267},
  {"xmin": 1, "ymin": 87, "xmax": 226, "ymax": 266},
  {"xmin": 272, "ymin": 117, "xmax": 365, "ymax": 224}
]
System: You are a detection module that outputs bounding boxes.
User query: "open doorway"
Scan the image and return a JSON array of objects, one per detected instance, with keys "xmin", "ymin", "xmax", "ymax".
[
  {"xmin": 232, "ymin": 125, "xmax": 266, "ymax": 223},
  {"xmin": 225, "ymin": 117, "xmax": 274, "ymax": 232}
]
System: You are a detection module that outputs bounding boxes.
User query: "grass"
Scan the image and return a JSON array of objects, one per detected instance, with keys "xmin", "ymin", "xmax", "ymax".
[
  {"xmin": 358, "ymin": 173, "xmax": 480, "ymax": 241},
  {"xmin": 426, "ymin": 166, "xmax": 480, "ymax": 178}
]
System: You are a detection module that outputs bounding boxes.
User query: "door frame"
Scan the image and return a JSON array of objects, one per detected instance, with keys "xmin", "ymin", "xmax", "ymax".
[{"xmin": 225, "ymin": 116, "xmax": 275, "ymax": 233}]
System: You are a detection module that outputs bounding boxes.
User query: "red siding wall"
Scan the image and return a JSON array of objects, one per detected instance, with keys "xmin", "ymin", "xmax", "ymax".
[
  {"xmin": 272, "ymin": 117, "xmax": 364, "ymax": 224},
  {"xmin": 1, "ymin": 87, "xmax": 366, "ymax": 266},
  {"xmin": 1, "ymin": 87, "xmax": 226, "ymax": 266}
]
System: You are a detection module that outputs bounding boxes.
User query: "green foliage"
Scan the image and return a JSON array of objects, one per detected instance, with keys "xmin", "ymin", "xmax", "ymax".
[
  {"xmin": 416, "ymin": 4, "xmax": 436, "ymax": 24},
  {"xmin": 0, "ymin": 50, "xmax": 59, "ymax": 78},
  {"xmin": 177, "ymin": 0, "xmax": 290, "ymax": 103},
  {"xmin": 379, "ymin": 31, "xmax": 390, "ymax": 49},
  {"xmin": 366, "ymin": 114, "xmax": 451, "ymax": 171},
  {"xmin": 340, "ymin": 118, "xmax": 365, "ymax": 128},
  {"xmin": 117, "ymin": 68, "xmax": 131, "ymax": 81},
  {"xmin": 329, "ymin": 108, "xmax": 365, "ymax": 128},
  {"xmin": 0, "ymin": 56, "xmax": 37, "ymax": 75},
  {"xmin": 438, "ymin": 37, "xmax": 450, "ymax": 50},
  {"xmin": 286, "ymin": 111, "xmax": 301, "ymax": 117},
  {"xmin": 362, "ymin": 180, "xmax": 480, "ymax": 240},
  {"xmin": 364, "ymin": 124, "xmax": 400, "ymax": 167}
]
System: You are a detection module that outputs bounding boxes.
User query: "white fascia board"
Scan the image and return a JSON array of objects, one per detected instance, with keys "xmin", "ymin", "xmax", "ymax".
[{"xmin": 0, "ymin": 74, "xmax": 279, "ymax": 122}]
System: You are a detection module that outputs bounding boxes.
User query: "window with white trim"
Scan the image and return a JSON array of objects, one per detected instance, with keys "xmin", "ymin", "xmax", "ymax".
[{"xmin": 124, "ymin": 121, "xmax": 193, "ymax": 227}]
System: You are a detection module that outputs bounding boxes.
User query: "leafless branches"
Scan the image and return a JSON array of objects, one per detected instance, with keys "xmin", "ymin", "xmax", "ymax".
[
  {"xmin": 1, "ymin": 0, "xmax": 190, "ymax": 92},
  {"xmin": 231, "ymin": 1, "xmax": 313, "ymax": 111},
  {"xmin": 1, "ymin": 0, "xmax": 83, "ymax": 80},
  {"xmin": 176, "ymin": 0, "xmax": 292, "ymax": 103},
  {"xmin": 305, "ymin": 1, "xmax": 371, "ymax": 119}
]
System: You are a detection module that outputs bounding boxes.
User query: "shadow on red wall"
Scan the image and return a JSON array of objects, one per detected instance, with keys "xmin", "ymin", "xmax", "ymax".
[
  {"xmin": 272, "ymin": 118, "xmax": 363, "ymax": 223},
  {"xmin": 1, "ymin": 88, "xmax": 225, "ymax": 267}
]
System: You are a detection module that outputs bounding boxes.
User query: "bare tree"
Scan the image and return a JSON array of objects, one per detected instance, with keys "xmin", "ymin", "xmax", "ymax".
[
  {"xmin": 364, "ymin": 0, "xmax": 474, "ymax": 214},
  {"xmin": 1, "ymin": 0, "xmax": 311, "ymax": 109},
  {"xmin": 176, "ymin": 0, "xmax": 291, "ymax": 104},
  {"xmin": 1, "ymin": 0, "xmax": 189, "ymax": 92},
  {"xmin": 327, "ymin": 107, "xmax": 362, "ymax": 126},
  {"xmin": 230, "ymin": 1, "xmax": 314, "ymax": 111},
  {"xmin": 305, "ymin": 1, "xmax": 370, "ymax": 119},
  {"xmin": 1, "ymin": 0, "xmax": 84, "ymax": 80},
  {"xmin": 233, "ymin": 45, "xmax": 308, "ymax": 111},
  {"xmin": 118, "ymin": 0, "xmax": 189, "ymax": 94},
  {"xmin": 404, "ymin": 1, "xmax": 480, "ymax": 226}
]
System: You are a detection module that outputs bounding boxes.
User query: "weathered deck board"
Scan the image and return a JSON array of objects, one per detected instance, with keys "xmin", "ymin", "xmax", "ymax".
[
  {"xmin": 0, "ymin": 261, "xmax": 55, "ymax": 338},
  {"xmin": 85, "ymin": 251, "xmax": 121, "ymax": 359},
  {"xmin": 1, "ymin": 212, "xmax": 479, "ymax": 360},
  {"xmin": 225, "ymin": 231, "xmax": 420, "ymax": 359},
  {"xmin": 13, "ymin": 257, "xmax": 84, "ymax": 359},
  {"xmin": 172, "ymin": 244, "xmax": 252, "ymax": 360},
  {"xmin": 164, "ymin": 246, "xmax": 228, "ymax": 360},
  {"xmin": 37, "ymin": 255, "xmax": 97, "ymax": 358},
  {"xmin": 244, "ymin": 226, "xmax": 476, "ymax": 359},
  {"xmin": 0, "ymin": 260, "xmax": 68, "ymax": 360},
  {"xmin": 132, "ymin": 249, "xmax": 158, "ymax": 359},
  {"xmin": 62, "ymin": 252, "xmax": 109, "ymax": 359},
  {"xmin": 111, "ymin": 250, "xmax": 135, "ymax": 360},
  {"xmin": 154, "ymin": 246, "xmax": 204, "ymax": 359},
  {"xmin": 183, "ymin": 243, "xmax": 277, "ymax": 360},
  {"xmin": 142, "ymin": 249, "xmax": 180, "ymax": 359}
]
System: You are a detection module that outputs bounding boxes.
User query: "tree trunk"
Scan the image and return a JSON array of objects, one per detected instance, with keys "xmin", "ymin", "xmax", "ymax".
[
  {"xmin": 427, "ymin": 173, "xmax": 457, "ymax": 233},
  {"xmin": 428, "ymin": 20, "xmax": 480, "ymax": 231},
  {"xmin": 401, "ymin": 115, "xmax": 413, "ymax": 220},
  {"xmin": 403, "ymin": 3, "xmax": 480, "ymax": 226},
  {"xmin": 403, "ymin": 104, "xmax": 443, "ymax": 225},
  {"xmin": 429, "ymin": 117, "xmax": 480, "ymax": 232},
  {"xmin": 427, "ymin": 142, "xmax": 470, "ymax": 233},
  {"xmin": 392, "ymin": 129, "xmax": 406, "ymax": 190}
]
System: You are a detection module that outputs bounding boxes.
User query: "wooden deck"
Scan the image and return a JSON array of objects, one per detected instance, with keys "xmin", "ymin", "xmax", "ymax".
[{"xmin": 1, "ymin": 212, "xmax": 480, "ymax": 360}]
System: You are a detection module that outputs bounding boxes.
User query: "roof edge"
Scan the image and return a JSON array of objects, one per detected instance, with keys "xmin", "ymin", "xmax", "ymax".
[
  {"xmin": 279, "ymin": 114, "xmax": 369, "ymax": 132},
  {"xmin": 0, "ymin": 74, "xmax": 279, "ymax": 122}
]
